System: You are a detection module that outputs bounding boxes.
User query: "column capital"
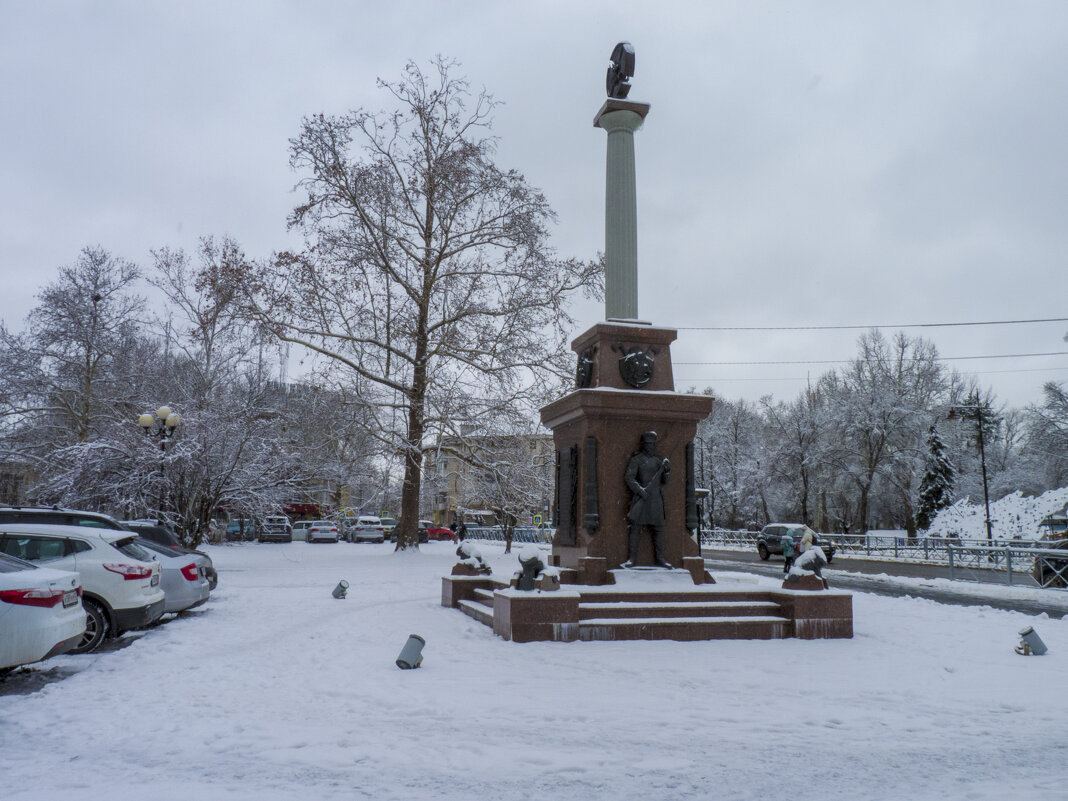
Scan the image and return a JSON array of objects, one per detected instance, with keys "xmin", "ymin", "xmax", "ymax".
[{"xmin": 593, "ymin": 99, "xmax": 651, "ymax": 128}]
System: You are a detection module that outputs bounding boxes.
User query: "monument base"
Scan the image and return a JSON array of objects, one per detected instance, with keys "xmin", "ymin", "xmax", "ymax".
[
  {"xmin": 443, "ymin": 570, "xmax": 852, "ymax": 643},
  {"xmin": 540, "ymin": 322, "xmax": 714, "ymax": 573}
]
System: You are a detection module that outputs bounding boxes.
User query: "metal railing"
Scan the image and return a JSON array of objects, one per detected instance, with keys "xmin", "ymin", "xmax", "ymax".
[
  {"xmin": 700, "ymin": 528, "xmax": 1068, "ymax": 589},
  {"xmin": 946, "ymin": 544, "xmax": 1068, "ymax": 588},
  {"xmin": 462, "ymin": 525, "xmax": 554, "ymax": 545},
  {"xmin": 461, "ymin": 525, "xmax": 1068, "ymax": 590}
]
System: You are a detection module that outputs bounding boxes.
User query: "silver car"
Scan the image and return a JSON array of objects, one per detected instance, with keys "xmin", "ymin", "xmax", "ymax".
[{"xmin": 137, "ymin": 539, "xmax": 211, "ymax": 613}]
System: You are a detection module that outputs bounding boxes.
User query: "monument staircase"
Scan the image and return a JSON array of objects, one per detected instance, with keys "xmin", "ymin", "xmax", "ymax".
[{"xmin": 445, "ymin": 571, "xmax": 850, "ymax": 642}]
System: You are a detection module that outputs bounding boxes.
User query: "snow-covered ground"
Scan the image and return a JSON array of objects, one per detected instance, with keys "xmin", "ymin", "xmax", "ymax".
[{"xmin": 2, "ymin": 541, "xmax": 1065, "ymax": 801}]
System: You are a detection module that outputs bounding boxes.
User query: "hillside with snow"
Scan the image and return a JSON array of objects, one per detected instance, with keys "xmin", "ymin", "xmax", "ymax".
[{"xmin": 928, "ymin": 487, "xmax": 1068, "ymax": 539}]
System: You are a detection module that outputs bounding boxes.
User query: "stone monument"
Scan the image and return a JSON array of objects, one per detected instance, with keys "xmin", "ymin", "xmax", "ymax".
[{"xmin": 540, "ymin": 43, "xmax": 715, "ymax": 580}]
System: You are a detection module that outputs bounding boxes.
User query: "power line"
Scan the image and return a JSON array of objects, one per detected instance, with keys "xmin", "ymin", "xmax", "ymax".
[
  {"xmin": 676, "ymin": 351, "xmax": 1068, "ymax": 366},
  {"xmin": 677, "ymin": 316, "xmax": 1068, "ymax": 332},
  {"xmin": 676, "ymin": 365, "xmax": 1068, "ymax": 384}
]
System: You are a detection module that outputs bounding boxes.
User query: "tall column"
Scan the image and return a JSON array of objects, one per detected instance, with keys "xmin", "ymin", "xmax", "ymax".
[{"xmin": 595, "ymin": 99, "xmax": 649, "ymax": 321}]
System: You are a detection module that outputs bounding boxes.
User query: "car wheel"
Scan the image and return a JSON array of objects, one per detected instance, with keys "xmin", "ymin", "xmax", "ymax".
[
  {"xmin": 757, "ymin": 542, "xmax": 770, "ymax": 561},
  {"xmin": 71, "ymin": 600, "xmax": 109, "ymax": 655}
]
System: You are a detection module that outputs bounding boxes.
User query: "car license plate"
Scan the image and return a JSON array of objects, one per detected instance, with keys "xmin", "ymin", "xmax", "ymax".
[
  {"xmin": 151, "ymin": 574, "xmax": 160, "ymax": 586},
  {"xmin": 62, "ymin": 590, "xmax": 78, "ymax": 607}
]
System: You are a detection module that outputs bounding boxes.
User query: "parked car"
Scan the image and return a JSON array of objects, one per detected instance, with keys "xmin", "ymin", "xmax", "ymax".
[
  {"xmin": 756, "ymin": 524, "xmax": 836, "ymax": 564},
  {"xmin": 0, "ymin": 524, "xmax": 165, "ymax": 654},
  {"xmin": 136, "ymin": 538, "xmax": 211, "ymax": 613},
  {"xmin": 123, "ymin": 521, "xmax": 218, "ymax": 591},
  {"xmin": 306, "ymin": 520, "xmax": 340, "ymax": 543},
  {"xmin": 259, "ymin": 516, "xmax": 293, "ymax": 543},
  {"xmin": 379, "ymin": 517, "xmax": 398, "ymax": 538},
  {"xmin": 123, "ymin": 519, "xmax": 181, "ymax": 547},
  {"xmin": 1031, "ymin": 537, "xmax": 1068, "ymax": 588},
  {"xmin": 0, "ymin": 505, "xmax": 127, "ymax": 531},
  {"xmin": 225, "ymin": 518, "xmax": 259, "ymax": 541},
  {"xmin": 291, "ymin": 520, "xmax": 312, "ymax": 541},
  {"xmin": 0, "ymin": 553, "xmax": 85, "ymax": 674},
  {"xmin": 347, "ymin": 516, "xmax": 385, "ymax": 543},
  {"xmin": 421, "ymin": 520, "xmax": 453, "ymax": 541}
]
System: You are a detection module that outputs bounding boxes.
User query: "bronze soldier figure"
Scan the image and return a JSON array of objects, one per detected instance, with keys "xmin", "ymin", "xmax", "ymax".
[{"xmin": 623, "ymin": 431, "xmax": 672, "ymax": 568}]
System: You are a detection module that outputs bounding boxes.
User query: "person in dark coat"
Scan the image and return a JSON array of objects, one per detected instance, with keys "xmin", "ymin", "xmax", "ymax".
[{"xmin": 623, "ymin": 431, "xmax": 672, "ymax": 568}]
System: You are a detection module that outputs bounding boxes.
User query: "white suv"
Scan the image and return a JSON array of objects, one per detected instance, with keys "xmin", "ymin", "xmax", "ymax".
[{"xmin": 0, "ymin": 524, "xmax": 165, "ymax": 654}]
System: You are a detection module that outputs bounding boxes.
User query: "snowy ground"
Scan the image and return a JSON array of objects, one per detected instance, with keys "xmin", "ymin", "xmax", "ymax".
[{"xmin": 2, "ymin": 541, "xmax": 1066, "ymax": 801}]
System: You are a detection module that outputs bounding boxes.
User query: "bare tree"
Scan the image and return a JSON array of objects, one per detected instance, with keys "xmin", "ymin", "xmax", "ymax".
[{"xmin": 243, "ymin": 58, "xmax": 601, "ymax": 549}]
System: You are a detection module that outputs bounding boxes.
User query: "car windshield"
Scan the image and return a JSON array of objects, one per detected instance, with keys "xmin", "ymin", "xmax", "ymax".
[{"xmin": 380, "ymin": 518, "xmax": 397, "ymax": 527}]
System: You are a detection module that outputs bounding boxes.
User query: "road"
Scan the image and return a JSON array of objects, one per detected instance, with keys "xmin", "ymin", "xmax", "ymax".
[{"xmin": 702, "ymin": 547, "xmax": 1068, "ymax": 619}]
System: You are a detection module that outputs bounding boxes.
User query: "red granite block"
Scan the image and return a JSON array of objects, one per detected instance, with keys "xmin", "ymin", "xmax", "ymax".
[{"xmin": 441, "ymin": 576, "xmax": 498, "ymax": 608}]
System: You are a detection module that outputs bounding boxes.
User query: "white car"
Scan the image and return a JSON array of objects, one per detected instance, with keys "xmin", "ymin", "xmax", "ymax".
[
  {"xmin": 137, "ymin": 538, "xmax": 211, "ymax": 613},
  {"xmin": 0, "ymin": 524, "xmax": 165, "ymax": 654},
  {"xmin": 291, "ymin": 520, "xmax": 312, "ymax": 541},
  {"xmin": 306, "ymin": 520, "xmax": 340, "ymax": 543},
  {"xmin": 0, "ymin": 552, "xmax": 85, "ymax": 673},
  {"xmin": 348, "ymin": 515, "xmax": 386, "ymax": 543}
]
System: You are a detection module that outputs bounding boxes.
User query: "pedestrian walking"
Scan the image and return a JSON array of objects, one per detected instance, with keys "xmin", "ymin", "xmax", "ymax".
[
  {"xmin": 457, "ymin": 521, "xmax": 467, "ymax": 542},
  {"xmin": 799, "ymin": 526, "xmax": 815, "ymax": 554},
  {"xmin": 782, "ymin": 529, "xmax": 797, "ymax": 575}
]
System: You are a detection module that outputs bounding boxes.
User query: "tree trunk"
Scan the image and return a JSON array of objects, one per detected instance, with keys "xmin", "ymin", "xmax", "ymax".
[{"xmin": 395, "ymin": 340, "xmax": 429, "ymax": 551}]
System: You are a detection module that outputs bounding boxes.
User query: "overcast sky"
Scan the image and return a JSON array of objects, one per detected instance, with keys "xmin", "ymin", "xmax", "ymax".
[{"xmin": 2, "ymin": 1, "xmax": 1066, "ymax": 409}]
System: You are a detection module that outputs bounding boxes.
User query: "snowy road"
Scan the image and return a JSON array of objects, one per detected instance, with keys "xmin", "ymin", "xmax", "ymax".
[{"xmin": 2, "ymin": 541, "xmax": 1066, "ymax": 800}]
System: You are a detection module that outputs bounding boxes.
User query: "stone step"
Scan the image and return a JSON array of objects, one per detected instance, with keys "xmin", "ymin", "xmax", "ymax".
[
  {"xmin": 472, "ymin": 588, "xmax": 496, "ymax": 606},
  {"xmin": 457, "ymin": 599, "xmax": 494, "ymax": 627},
  {"xmin": 576, "ymin": 589, "xmax": 777, "ymax": 604},
  {"xmin": 578, "ymin": 600, "xmax": 782, "ymax": 620},
  {"xmin": 578, "ymin": 615, "xmax": 790, "ymax": 641}
]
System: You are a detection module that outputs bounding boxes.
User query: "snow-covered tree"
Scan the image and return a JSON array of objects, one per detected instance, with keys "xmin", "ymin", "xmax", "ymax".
[
  {"xmin": 916, "ymin": 425, "xmax": 954, "ymax": 530},
  {"xmin": 1026, "ymin": 381, "xmax": 1068, "ymax": 489},
  {"xmin": 705, "ymin": 398, "xmax": 767, "ymax": 529},
  {"xmin": 820, "ymin": 331, "xmax": 945, "ymax": 533}
]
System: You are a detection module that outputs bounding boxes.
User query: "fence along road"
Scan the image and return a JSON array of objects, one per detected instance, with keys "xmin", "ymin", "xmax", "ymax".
[{"xmin": 700, "ymin": 532, "xmax": 1068, "ymax": 619}]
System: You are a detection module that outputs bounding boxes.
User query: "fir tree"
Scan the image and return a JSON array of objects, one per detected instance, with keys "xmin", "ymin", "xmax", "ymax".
[{"xmin": 916, "ymin": 425, "xmax": 955, "ymax": 530}]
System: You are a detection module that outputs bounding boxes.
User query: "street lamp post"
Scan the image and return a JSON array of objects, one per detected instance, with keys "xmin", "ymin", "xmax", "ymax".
[{"xmin": 138, "ymin": 405, "xmax": 181, "ymax": 517}]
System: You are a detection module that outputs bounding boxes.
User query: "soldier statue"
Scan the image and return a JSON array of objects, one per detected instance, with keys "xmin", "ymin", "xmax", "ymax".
[{"xmin": 623, "ymin": 431, "xmax": 672, "ymax": 568}]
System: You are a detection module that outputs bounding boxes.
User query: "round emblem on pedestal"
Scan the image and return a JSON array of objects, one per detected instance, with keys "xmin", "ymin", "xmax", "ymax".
[{"xmin": 619, "ymin": 346, "xmax": 655, "ymax": 388}]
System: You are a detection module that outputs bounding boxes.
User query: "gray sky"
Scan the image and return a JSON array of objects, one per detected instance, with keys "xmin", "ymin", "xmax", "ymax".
[{"xmin": 2, "ymin": 1, "xmax": 1066, "ymax": 409}]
